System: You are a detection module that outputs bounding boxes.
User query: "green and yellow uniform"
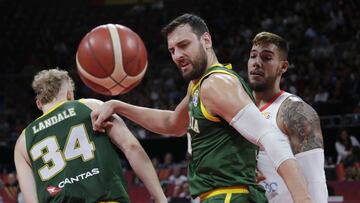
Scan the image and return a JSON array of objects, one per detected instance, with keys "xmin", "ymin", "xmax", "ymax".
[
  {"xmin": 187, "ymin": 64, "xmax": 267, "ymax": 203},
  {"xmin": 24, "ymin": 100, "xmax": 129, "ymax": 203}
]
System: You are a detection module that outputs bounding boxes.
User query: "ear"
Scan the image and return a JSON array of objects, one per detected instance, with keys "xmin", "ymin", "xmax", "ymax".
[
  {"xmin": 67, "ymin": 89, "xmax": 74, "ymax": 101},
  {"xmin": 279, "ymin": 60, "xmax": 289, "ymax": 75},
  {"xmin": 36, "ymin": 99, "xmax": 43, "ymax": 111},
  {"xmin": 201, "ymin": 32, "xmax": 212, "ymax": 49}
]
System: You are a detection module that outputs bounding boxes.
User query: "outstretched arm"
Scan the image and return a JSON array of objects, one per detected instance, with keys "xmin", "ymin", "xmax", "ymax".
[
  {"xmin": 14, "ymin": 133, "xmax": 39, "ymax": 203},
  {"xmin": 91, "ymin": 95, "xmax": 189, "ymax": 137},
  {"xmin": 84, "ymin": 99, "xmax": 167, "ymax": 203},
  {"xmin": 107, "ymin": 115, "xmax": 167, "ymax": 203},
  {"xmin": 200, "ymin": 73, "xmax": 312, "ymax": 203}
]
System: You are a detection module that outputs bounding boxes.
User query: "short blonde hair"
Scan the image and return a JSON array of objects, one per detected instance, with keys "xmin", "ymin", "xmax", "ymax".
[{"xmin": 32, "ymin": 68, "xmax": 74, "ymax": 104}]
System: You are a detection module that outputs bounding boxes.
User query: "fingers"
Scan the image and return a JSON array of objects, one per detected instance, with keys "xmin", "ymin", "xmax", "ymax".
[
  {"xmin": 255, "ymin": 169, "xmax": 266, "ymax": 183},
  {"xmin": 90, "ymin": 111, "xmax": 98, "ymax": 128},
  {"xmin": 102, "ymin": 121, "xmax": 113, "ymax": 129},
  {"xmin": 91, "ymin": 111, "xmax": 105, "ymax": 132},
  {"xmin": 256, "ymin": 175, "xmax": 266, "ymax": 183},
  {"xmin": 94, "ymin": 123, "xmax": 109, "ymax": 133},
  {"xmin": 90, "ymin": 111, "xmax": 100, "ymax": 130},
  {"xmin": 91, "ymin": 110, "xmax": 114, "ymax": 133}
]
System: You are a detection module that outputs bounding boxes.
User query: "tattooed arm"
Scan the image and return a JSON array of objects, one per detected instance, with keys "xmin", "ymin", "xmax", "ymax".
[
  {"xmin": 277, "ymin": 96, "xmax": 328, "ymax": 203},
  {"xmin": 277, "ymin": 96, "xmax": 324, "ymax": 154}
]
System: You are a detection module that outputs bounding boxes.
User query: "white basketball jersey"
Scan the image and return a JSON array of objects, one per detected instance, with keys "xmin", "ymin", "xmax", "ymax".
[
  {"xmin": 257, "ymin": 91, "xmax": 328, "ymax": 203},
  {"xmin": 257, "ymin": 91, "xmax": 293, "ymax": 202}
]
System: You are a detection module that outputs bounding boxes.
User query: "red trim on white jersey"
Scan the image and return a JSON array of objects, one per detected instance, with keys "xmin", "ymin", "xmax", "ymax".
[{"xmin": 259, "ymin": 90, "xmax": 285, "ymax": 112}]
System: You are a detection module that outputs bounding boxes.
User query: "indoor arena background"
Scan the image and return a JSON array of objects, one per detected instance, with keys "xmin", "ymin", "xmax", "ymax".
[{"xmin": 0, "ymin": 0, "xmax": 359, "ymax": 202}]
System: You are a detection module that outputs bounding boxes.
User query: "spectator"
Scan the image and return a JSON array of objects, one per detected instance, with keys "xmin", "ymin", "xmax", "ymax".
[
  {"xmin": 345, "ymin": 166, "xmax": 360, "ymax": 181},
  {"xmin": 335, "ymin": 129, "xmax": 360, "ymax": 165},
  {"xmin": 314, "ymin": 85, "xmax": 329, "ymax": 103},
  {"xmin": 168, "ymin": 166, "xmax": 187, "ymax": 187},
  {"xmin": 0, "ymin": 2, "xmax": 360, "ymax": 202},
  {"xmin": 160, "ymin": 152, "xmax": 175, "ymax": 169},
  {"xmin": 0, "ymin": 172, "xmax": 18, "ymax": 203},
  {"xmin": 152, "ymin": 157, "xmax": 161, "ymax": 170}
]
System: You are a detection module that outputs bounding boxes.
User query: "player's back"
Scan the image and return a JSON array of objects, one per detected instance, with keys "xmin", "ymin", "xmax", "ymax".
[{"xmin": 24, "ymin": 100, "xmax": 130, "ymax": 203}]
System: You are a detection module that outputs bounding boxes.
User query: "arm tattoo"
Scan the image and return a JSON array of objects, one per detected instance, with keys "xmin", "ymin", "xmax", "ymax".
[{"xmin": 279, "ymin": 97, "xmax": 324, "ymax": 154}]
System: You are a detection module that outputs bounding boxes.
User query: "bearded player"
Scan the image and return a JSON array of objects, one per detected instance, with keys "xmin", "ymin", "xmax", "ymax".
[{"xmin": 248, "ymin": 32, "xmax": 328, "ymax": 203}]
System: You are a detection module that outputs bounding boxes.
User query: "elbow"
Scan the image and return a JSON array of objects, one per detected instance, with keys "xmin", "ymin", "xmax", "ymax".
[
  {"xmin": 160, "ymin": 130, "xmax": 186, "ymax": 137},
  {"xmin": 173, "ymin": 130, "xmax": 186, "ymax": 137},
  {"xmin": 169, "ymin": 126, "xmax": 187, "ymax": 137},
  {"xmin": 161, "ymin": 121, "xmax": 187, "ymax": 137}
]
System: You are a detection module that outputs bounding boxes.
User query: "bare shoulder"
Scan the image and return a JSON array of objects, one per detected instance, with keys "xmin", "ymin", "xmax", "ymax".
[
  {"xmin": 203, "ymin": 73, "xmax": 239, "ymax": 86},
  {"xmin": 201, "ymin": 73, "xmax": 235, "ymax": 102},
  {"xmin": 80, "ymin": 98, "xmax": 103, "ymax": 111},
  {"xmin": 201, "ymin": 73, "xmax": 241, "ymax": 95},
  {"xmin": 15, "ymin": 132, "xmax": 26, "ymax": 150},
  {"xmin": 15, "ymin": 132, "xmax": 30, "ymax": 164},
  {"xmin": 278, "ymin": 96, "xmax": 324, "ymax": 154},
  {"xmin": 200, "ymin": 73, "xmax": 252, "ymax": 122}
]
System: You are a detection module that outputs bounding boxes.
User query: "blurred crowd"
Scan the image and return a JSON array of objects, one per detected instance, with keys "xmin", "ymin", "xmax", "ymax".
[
  {"xmin": 335, "ymin": 129, "xmax": 360, "ymax": 181},
  {"xmin": 0, "ymin": 0, "xmax": 360, "ymax": 201},
  {"xmin": 1, "ymin": 0, "xmax": 359, "ymax": 144}
]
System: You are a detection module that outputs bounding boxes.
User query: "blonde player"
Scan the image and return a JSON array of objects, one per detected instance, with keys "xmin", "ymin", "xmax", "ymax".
[{"xmin": 14, "ymin": 69, "xmax": 166, "ymax": 203}]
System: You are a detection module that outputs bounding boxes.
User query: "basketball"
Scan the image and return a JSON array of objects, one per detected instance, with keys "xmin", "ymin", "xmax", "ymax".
[{"xmin": 76, "ymin": 24, "xmax": 148, "ymax": 96}]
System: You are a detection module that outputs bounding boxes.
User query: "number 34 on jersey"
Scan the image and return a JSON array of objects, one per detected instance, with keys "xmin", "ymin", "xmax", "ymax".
[{"xmin": 30, "ymin": 124, "xmax": 95, "ymax": 181}]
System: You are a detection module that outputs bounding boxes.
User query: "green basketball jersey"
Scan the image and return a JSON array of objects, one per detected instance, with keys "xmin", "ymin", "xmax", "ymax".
[
  {"xmin": 24, "ymin": 100, "xmax": 130, "ymax": 203},
  {"xmin": 187, "ymin": 64, "xmax": 266, "ymax": 200}
]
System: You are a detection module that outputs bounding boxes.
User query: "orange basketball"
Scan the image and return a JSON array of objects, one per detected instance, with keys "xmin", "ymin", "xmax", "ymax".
[{"xmin": 76, "ymin": 24, "xmax": 148, "ymax": 96}]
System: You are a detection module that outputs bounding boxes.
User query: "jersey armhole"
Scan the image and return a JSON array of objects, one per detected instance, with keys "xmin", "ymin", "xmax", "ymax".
[
  {"xmin": 198, "ymin": 70, "xmax": 238, "ymax": 122},
  {"xmin": 200, "ymin": 101, "xmax": 221, "ymax": 122},
  {"xmin": 78, "ymin": 98, "xmax": 86, "ymax": 103}
]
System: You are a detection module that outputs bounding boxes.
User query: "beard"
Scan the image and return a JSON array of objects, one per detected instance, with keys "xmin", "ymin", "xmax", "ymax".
[
  {"xmin": 180, "ymin": 45, "xmax": 208, "ymax": 82},
  {"xmin": 249, "ymin": 75, "xmax": 277, "ymax": 92}
]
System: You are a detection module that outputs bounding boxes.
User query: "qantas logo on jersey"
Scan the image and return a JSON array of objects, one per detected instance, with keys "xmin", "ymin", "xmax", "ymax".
[
  {"xmin": 47, "ymin": 186, "xmax": 62, "ymax": 196},
  {"xmin": 57, "ymin": 168, "xmax": 100, "ymax": 188}
]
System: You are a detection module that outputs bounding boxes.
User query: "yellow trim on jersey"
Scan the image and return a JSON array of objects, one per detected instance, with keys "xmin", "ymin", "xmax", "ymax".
[
  {"xmin": 78, "ymin": 98, "xmax": 86, "ymax": 103},
  {"xmin": 190, "ymin": 64, "xmax": 237, "ymax": 122},
  {"xmin": 209, "ymin": 63, "xmax": 232, "ymax": 70},
  {"xmin": 188, "ymin": 82, "xmax": 194, "ymax": 96},
  {"xmin": 200, "ymin": 101, "xmax": 221, "ymax": 122},
  {"xmin": 35, "ymin": 101, "xmax": 67, "ymax": 121},
  {"xmin": 225, "ymin": 193, "xmax": 232, "ymax": 203},
  {"xmin": 199, "ymin": 186, "xmax": 249, "ymax": 201},
  {"xmin": 191, "ymin": 64, "xmax": 235, "ymax": 95},
  {"xmin": 191, "ymin": 63, "xmax": 225, "ymax": 95}
]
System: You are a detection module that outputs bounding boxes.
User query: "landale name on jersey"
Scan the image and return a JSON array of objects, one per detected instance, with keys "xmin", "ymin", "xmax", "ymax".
[
  {"xmin": 32, "ymin": 108, "xmax": 76, "ymax": 134},
  {"xmin": 58, "ymin": 168, "xmax": 99, "ymax": 188}
]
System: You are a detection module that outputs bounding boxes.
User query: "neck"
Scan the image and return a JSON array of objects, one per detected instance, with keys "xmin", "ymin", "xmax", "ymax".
[
  {"xmin": 42, "ymin": 98, "xmax": 68, "ymax": 113},
  {"xmin": 191, "ymin": 53, "xmax": 219, "ymax": 84},
  {"xmin": 253, "ymin": 86, "xmax": 282, "ymax": 108},
  {"xmin": 207, "ymin": 52, "xmax": 219, "ymax": 68}
]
